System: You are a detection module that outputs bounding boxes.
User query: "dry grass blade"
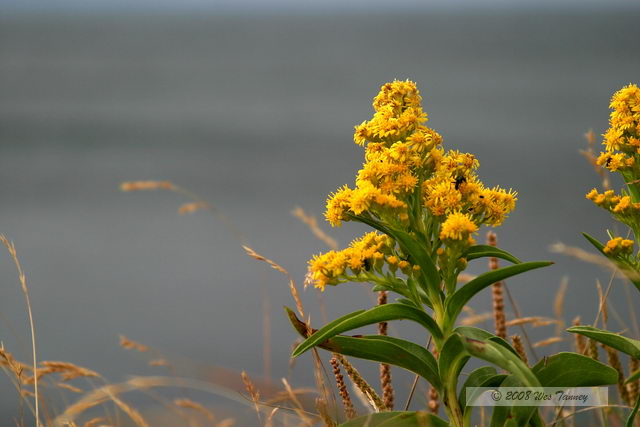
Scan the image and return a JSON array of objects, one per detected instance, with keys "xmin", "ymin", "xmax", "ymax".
[
  {"xmin": 457, "ymin": 273, "xmax": 476, "ymax": 284},
  {"xmin": 55, "ymin": 375, "xmax": 293, "ymax": 426},
  {"xmin": 119, "ymin": 335, "xmax": 150, "ymax": 353},
  {"xmin": 178, "ymin": 201, "xmax": 209, "ymax": 215},
  {"xmin": 241, "ymin": 371, "xmax": 262, "ymax": 425},
  {"xmin": 120, "ymin": 181, "xmax": 175, "ymax": 191},
  {"xmin": 242, "ymin": 245, "xmax": 289, "ymax": 276},
  {"xmin": 505, "ymin": 317, "xmax": 557, "ymax": 327},
  {"xmin": 282, "ymin": 378, "xmax": 314, "ymax": 425},
  {"xmin": 0, "ymin": 235, "xmax": 40, "ymax": 427},
  {"xmin": 105, "ymin": 392, "xmax": 149, "ymax": 427},
  {"xmin": 554, "ymin": 277, "xmax": 569, "ymax": 335},
  {"xmin": 174, "ymin": 398, "xmax": 215, "ymax": 422},
  {"xmin": 148, "ymin": 359, "xmax": 170, "ymax": 367},
  {"xmin": 572, "ymin": 316, "xmax": 587, "ymax": 354},
  {"xmin": 36, "ymin": 361, "xmax": 100, "ymax": 382},
  {"xmin": 242, "ymin": 245, "xmax": 306, "ymax": 318},
  {"xmin": 460, "ymin": 312, "xmax": 492, "ymax": 326},
  {"xmin": 265, "ymin": 407, "xmax": 280, "ymax": 427},
  {"xmin": 57, "ymin": 383, "xmax": 83, "ymax": 393},
  {"xmin": 553, "ymin": 278, "xmax": 568, "ymax": 320},
  {"xmin": 532, "ymin": 337, "xmax": 563, "ymax": 348},
  {"xmin": 81, "ymin": 418, "xmax": 106, "ymax": 427},
  {"xmin": 291, "ymin": 206, "xmax": 339, "ymax": 250},
  {"xmin": 314, "ymin": 398, "xmax": 335, "ymax": 427}
]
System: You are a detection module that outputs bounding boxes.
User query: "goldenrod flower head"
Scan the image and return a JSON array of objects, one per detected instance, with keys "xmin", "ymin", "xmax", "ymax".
[
  {"xmin": 478, "ymin": 187, "xmax": 518, "ymax": 226},
  {"xmin": 318, "ymin": 80, "xmax": 517, "ymax": 290},
  {"xmin": 596, "ymin": 151, "xmax": 633, "ymax": 172},
  {"xmin": 439, "ymin": 212, "xmax": 478, "ymax": 242},
  {"xmin": 325, "ymin": 185, "xmax": 354, "ymax": 226},
  {"xmin": 353, "ymin": 80, "xmax": 430, "ymax": 147},
  {"xmin": 603, "ymin": 84, "xmax": 640, "ymax": 152},
  {"xmin": 307, "ymin": 232, "xmax": 395, "ymax": 290},
  {"xmin": 603, "ymin": 237, "xmax": 634, "ymax": 257},
  {"xmin": 422, "ymin": 180, "xmax": 463, "ymax": 217}
]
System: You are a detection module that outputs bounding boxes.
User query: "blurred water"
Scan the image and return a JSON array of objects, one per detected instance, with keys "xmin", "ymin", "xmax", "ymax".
[{"xmin": 1, "ymin": 10, "xmax": 640, "ymax": 423}]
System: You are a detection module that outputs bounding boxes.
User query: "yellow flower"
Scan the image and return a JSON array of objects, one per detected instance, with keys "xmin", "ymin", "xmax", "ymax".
[
  {"xmin": 603, "ymin": 237, "xmax": 634, "ymax": 256},
  {"xmin": 439, "ymin": 212, "xmax": 478, "ymax": 241},
  {"xmin": 307, "ymin": 232, "xmax": 395, "ymax": 289},
  {"xmin": 325, "ymin": 185, "xmax": 354, "ymax": 226},
  {"xmin": 603, "ymin": 84, "xmax": 640, "ymax": 152},
  {"xmin": 478, "ymin": 187, "xmax": 518, "ymax": 226}
]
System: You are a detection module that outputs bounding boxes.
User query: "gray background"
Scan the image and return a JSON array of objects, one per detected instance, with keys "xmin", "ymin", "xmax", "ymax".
[{"xmin": 1, "ymin": 3, "xmax": 640, "ymax": 423}]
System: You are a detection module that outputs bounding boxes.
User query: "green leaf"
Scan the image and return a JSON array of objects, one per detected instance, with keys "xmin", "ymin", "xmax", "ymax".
[
  {"xmin": 459, "ymin": 366, "xmax": 502, "ymax": 413},
  {"xmin": 444, "ymin": 261, "xmax": 553, "ymax": 331},
  {"xmin": 463, "ymin": 337, "xmax": 541, "ymax": 388},
  {"xmin": 582, "ymin": 232, "xmax": 606, "ymax": 253},
  {"xmin": 340, "ymin": 411, "xmax": 448, "ymax": 427},
  {"xmin": 567, "ymin": 326, "xmax": 640, "ymax": 359},
  {"xmin": 532, "ymin": 352, "xmax": 619, "ymax": 386},
  {"xmin": 627, "ymin": 394, "xmax": 640, "ymax": 427},
  {"xmin": 330, "ymin": 335, "xmax": 441, "ymax": 390},
  {"xmin": 463, "ymin": 245, "xmax": 522, "ymax": 264},
  {"xmin": 438, "ymin": 334, "xmax": 470, "ymax": 392},
  {"xmin": 455, "ymin": 326, "xmax": 520, "ymax": 357},
  {"xmin": 291, "ymin": 303, "xmax": 442, "ymax": 357},
  {"xmin": 488, "ymin": 375, "xmax": 540, "ymax": 427},
  {"xmin": 626, "ymin": 367, "xmax": 640, "ymax": 384},
  {"xmin": 285, "ymin": 308, "xmax": 441, "ymax": 389}
]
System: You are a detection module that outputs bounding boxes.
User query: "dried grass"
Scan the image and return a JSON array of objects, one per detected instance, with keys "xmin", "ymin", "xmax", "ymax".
[
  {"xmin": 329, "ymin": 356, "xmax": 356, "ymax": 419},
  {"xmin": 120, "ymin": 181, "xmax": 175, "ymax": 192},
  {"xmin": 174, "ymin": 398, "xmax": 214, "ymax": 422},
  {"xmin": 1, "ymin": 235, "xmax": 40, "ymax": 427},
  {"xmin": 532, "ymin": 337, "xmax": 563, "ymax": 348},
  {"xmin": 291, "ymin": 207, "xmax": 339, "ymax": 250},
  {"xmin": 119, "ymin": 335, "xmax": 150, "ymax": 353}
]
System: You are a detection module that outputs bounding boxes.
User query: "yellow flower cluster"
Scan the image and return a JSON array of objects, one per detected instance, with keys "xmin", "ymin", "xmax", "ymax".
[
  {"xmin": 591, "ymin": 84, "xmax": 640, "ymax": 175},
  {"xmin": 308, "ymin": 232, "xmax": 394, "ymax": 290},
  {"xmin": 602, "ymin": 84, "xmax": 640, "ymax": 155},
  {"xmin": 354, "ymin": 80, "xmax": 430, "ymax": 145},
  {"xmin": 586, "ymin": 188, "xmax": 640, "ymax": 225},
  {"xmin": 422, "ymin": 149, "xmax": 517, "ymax": 225},
  {"xmin": 325, "ymin": 80, "xmax": 442, "ymax": 227},
  {"xmin": 439, "ymin": 212, "xmax": 478, "ymax": 243},
  {"xmin": 310, "ymin": 80, "xmax": 518, "ymax": 289},
  {"xmin": 603, "ymin": 237, "xmax": 634, "ymax": 257}
]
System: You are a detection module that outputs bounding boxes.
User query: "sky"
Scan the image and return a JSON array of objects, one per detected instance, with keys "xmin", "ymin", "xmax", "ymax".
[{"xmin": 2, "ymin": 0, "xmax": 639, "ymax": 13}]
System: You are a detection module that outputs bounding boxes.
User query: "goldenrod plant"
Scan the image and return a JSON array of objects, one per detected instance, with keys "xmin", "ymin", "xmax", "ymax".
[
  {"xmin": 286, "ymin": 81, "xmax": 617, "ymax": 426},
  {"xmin": 570, "ymin": 84, "xmax": 640, "ymax": 426}
]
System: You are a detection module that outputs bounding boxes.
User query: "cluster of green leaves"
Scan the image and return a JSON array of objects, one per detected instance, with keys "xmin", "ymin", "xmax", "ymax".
[{"xmin": 286, "ymin": 217, "xmax": 619, "ymax": 426}]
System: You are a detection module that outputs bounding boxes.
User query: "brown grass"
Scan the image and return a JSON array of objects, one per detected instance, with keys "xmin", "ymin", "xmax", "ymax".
[
  {"xmin": 1, "ymin": 235, "xmax": 40, "ymax": 426},
  {"xmin": 291, "ymin": 206, "xmax": 339, "ymax": 251},
  {"xmin": 329, "ymin": 355, "xmax": 356, "ymax": 419},
  {"xmin": 119, "ymin": 335, "xmax": 150, "ymax": 353},
  {"xmin": 174, "ymin": 398, "xmax": 215, "ymax": 422}
]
